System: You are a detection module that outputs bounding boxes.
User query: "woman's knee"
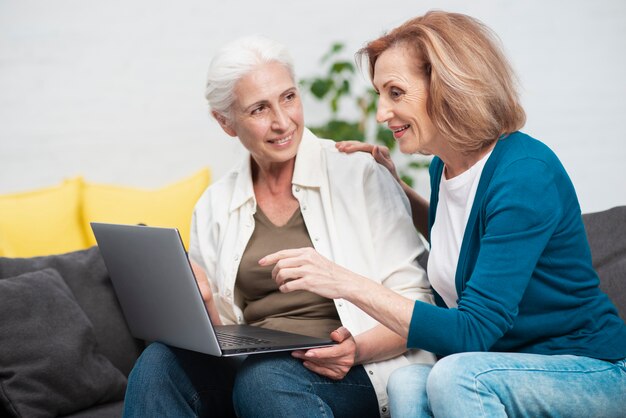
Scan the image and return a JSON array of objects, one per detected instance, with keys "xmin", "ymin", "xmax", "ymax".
[
  {"xmin": 426, "ymin": 352, "xmax": 504, "ymax": 416},
  {"xmin": 233, "ymin": 354, "xmax": 309, "ymax": 414},
  {"xmin": 128, "ymin": 342, "xmax": 183, "ymax": 389},
  {"xmin": 426, "ymin": 353, "xmax": 473, "ymax": 395},
  {"xmin": 135, "ymin": 342, "xmax": 175, "ymax": 364},
  {"xmin": 387, "ymin": 364, "xmax": 432, "ymax": 417},
  {"xmin": 388, "ymin": 364, "xmax": 430, "ymax": 396},
  {"xmin": 234, "ymin": 353, "xmax": 302, "ymax": 393}
]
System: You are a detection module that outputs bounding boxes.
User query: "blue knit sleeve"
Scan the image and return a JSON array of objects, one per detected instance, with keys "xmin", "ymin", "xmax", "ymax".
[{"xmin": 408, "ymin": 156, "xmax": 563, "ymax": 355}]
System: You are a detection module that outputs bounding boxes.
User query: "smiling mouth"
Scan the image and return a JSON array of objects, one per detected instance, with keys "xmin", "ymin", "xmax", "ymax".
[
  {"xmin": 392, "ymin": 124, "xmax": 410, "ymax": 134},
  {"xmin": 268, "ymin": 133, "xmax": 293, "ymax": 145}
]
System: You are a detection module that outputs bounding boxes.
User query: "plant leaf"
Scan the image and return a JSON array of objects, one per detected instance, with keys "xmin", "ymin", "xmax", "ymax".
[
  {"xmin": 310, "ymin": 79, "xmax": 333, "ymax": 99},
  {"xmin": 330, "ymin": 61, "xmax": 355, "ymax": 74}
]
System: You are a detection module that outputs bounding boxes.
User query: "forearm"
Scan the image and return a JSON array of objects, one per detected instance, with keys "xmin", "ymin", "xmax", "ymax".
[
  {"xmin": 354, "ymin": 324, "xmax": 407, "ymax": 365},
  {"xmin": 401, "ymin": 181, "xmax": 430, "ymax": 240},
  {"xmin": 190, "ymin": 259, "xmax": 223, "ymax": 325},
  {"xmin": 341, "ymin": 273, "xmax": 414, "ymax": 340},
  {"xmin": 267, "ymin": 249, "xmax": 417, "ymax": 341},
  {"xmin": 205, "ymin": 299, "xmax": 223, "ymax": 325}
]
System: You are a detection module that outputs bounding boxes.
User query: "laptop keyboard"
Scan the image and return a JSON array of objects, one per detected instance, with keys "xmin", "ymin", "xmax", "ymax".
[{"xmin": 215, "ymin": 330, "xmax": 272, "ymax": 347}]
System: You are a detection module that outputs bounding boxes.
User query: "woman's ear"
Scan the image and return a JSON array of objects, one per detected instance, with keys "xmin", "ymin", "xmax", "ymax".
[{"xmin": 212, "ymin": 111, "xmax": 237, "ymax": 137}]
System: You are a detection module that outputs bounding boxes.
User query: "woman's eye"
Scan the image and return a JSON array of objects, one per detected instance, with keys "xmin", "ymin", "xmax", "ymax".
[
  {"xmin": 251, "ymin": 105, "xmax": 266, "ymax": 115},
  {"xmin": 389, "ymin": 88, "xmax": 403, "ymax": 99},
  {"xmin": 284, "ymin": 92, "xmax": 296, "ymax": 101}
]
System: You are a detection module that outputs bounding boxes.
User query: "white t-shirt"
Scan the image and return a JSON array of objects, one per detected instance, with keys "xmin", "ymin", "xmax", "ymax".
[{"xmin": 428, "ymin": 150, "xmax": 492, "ymax": 308}]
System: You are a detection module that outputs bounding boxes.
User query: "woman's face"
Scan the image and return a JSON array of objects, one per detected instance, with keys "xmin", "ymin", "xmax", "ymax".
[
  {"xmin": 218, "ymin": 61, "xmax": 304, "ymax": 169},
  {"xmin": 372, "ymin": 45, "xmax": 442, "ymax": 155}
]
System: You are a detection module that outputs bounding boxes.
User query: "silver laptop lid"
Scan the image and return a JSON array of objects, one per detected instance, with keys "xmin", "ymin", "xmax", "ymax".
[{"xmin": 91, "ymin": 222, "xmax": 222, "ymax": 356}]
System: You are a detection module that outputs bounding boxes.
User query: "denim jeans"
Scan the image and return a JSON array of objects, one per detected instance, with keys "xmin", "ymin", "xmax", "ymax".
[
  {"xmin": 387, "ymin": 352, "xmax": 626, "ymax": 417},
  {"xmin": 123, "ymin": 342, "xmax": 379, "ymax": 418},
  {"xmin": 123, "ymin": 342, "xmax": 243, "ymax": 417},
  {"xmin": 233, "ymin": 352, "xmax": 379, "ymax": 418}
]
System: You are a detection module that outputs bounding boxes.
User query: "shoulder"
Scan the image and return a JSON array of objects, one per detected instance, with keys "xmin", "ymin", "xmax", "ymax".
[
  {"xmin": 496, "ymin": 131, "xmax": 562, "ymax": 169},
  {"xmin": 197, "ymin": 168, "xmax": 237, "ymax": 201},
  {"xmin": 316, "ymin": 138, "xmax": 411, "ymax": 211},
  {"xmin": 484, "ymin": 132, "xmax": 572, "ymax": 219},
  {"xmin": 317, "ymin": 137, "xmax": 383, "ymax": 175},
  {"xmin": 485, "ymin": 131, "xmax": 572, "ymax": 194},
  {"xmin": 193, "ymin": 167, "xmax": 240, "ymax": 220}
]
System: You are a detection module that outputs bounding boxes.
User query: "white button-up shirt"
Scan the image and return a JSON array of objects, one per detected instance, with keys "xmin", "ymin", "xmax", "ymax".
[{"xmin": 189, "ymin": 130, "xmax": 435, "ymax": 417}]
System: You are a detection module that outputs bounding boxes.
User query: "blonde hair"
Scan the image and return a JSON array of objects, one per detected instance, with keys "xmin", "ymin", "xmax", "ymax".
[{"xmin": 358, "ymin": 11, "xmax": 526, "ymax": 153}]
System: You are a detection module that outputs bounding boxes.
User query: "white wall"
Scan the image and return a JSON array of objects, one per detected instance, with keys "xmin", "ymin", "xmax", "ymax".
[{"xmin": 1, "ymin": 0, "xmax": 625, "ymax": 212}]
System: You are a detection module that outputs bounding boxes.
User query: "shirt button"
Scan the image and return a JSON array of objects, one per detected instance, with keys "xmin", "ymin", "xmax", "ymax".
[
  {"xmin": 382, "ymin": 407, "xmax": 387, "ymax": 413},
  {"xmin": 234, "ymin": 254, "xmax": 239, "ymax": 261},
  {"xmin": 226, "ymin": 290, "xmax": 231, "ymax": 297},
  {"xmin": 368, "ymin": 370, "xmax": 374, "ymax": 375},
  {"xmin": 337, "ymin": 301, "xmax": 343, "ymax": 307},
  {"xmin": 295, "ymin": 187, "xmax": 301, "ymax": 192},
  {"xmin": 302, "ymin": 206, "xmax": 307, "ymax": 211},
  {"xmin": 314, "ymin": 237, "xmax": 319, "ymax": 241}
]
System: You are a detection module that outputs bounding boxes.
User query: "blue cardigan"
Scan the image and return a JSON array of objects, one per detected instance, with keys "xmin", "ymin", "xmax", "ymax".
[{"xmin": 407, "ymin": 131, "xmax": 626, "ymax": 360}]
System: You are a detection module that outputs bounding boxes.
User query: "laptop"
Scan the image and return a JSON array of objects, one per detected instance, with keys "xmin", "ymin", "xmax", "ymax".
[{"xmin": 91, "ymin": 222, "xmax": 336, "ymax": 357}]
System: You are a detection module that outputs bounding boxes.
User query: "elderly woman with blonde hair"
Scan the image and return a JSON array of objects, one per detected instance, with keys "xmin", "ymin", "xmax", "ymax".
[{"xmin": 264, "ymin": 11, "xmax": 626, "ymax": 417}]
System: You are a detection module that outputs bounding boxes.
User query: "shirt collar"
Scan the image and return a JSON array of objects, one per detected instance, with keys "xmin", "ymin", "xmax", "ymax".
[
  {"xmin": 229, "ymin": 152, "xmax": 255, "ymax": 212},
  {"xmin": 292, "ymin": 128, "xmax": 324, "ymax": 188}
]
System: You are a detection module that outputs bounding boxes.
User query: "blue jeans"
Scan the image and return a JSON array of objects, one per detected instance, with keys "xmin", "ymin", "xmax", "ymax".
[
  {"xmin": 233, "ymin": 352, "xmax": 379, "ymax": 418},
  {"xmin": 123, "ymin": 342, "xmax": 379, "ymax": 417},
  {"xmin": 387, "ymin": 352, "xmax": 626, "ymax": 417},
  {"xmin": 123, "ymin": 342, "xmax": 243, "ymax": 417}
]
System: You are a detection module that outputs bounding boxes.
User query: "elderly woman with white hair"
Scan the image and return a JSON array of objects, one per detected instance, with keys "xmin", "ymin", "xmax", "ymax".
[{"xmin": 122, "ymin": 35, "xmax": 434, "ymax": 417}]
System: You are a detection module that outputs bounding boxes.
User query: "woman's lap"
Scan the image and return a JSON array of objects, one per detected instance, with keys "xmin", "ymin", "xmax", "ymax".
[
  {"xmin": 234, "ymin": 352, "xmax": 379, "ymax": 418},
  {"xmin": 388, "ymin": 352, "xmax": 626, "ymax": 418},
  {"xmin": 123, "ymin": 343, "xmax": 380, "ymax": 418},
  {"xmin": 123, "ymin": 342, "xmax": 242, "ymax": 417}
]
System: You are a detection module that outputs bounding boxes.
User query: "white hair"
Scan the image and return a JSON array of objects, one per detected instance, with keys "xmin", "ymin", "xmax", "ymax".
[{"xmin": 204, "ymin": 35, "xmax": 295, "ymax": 119}]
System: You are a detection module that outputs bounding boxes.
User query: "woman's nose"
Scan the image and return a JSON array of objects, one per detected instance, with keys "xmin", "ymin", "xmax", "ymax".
[
  {"xmin": 272, "ymin": 107, "xmax": 289, "ymax": 130},
  {"xmin": 376, "ymin": 98, "xmax": 392, "ymax": 123}
]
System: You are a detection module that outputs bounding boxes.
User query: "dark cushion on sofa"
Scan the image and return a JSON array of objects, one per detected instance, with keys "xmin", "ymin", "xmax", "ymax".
[
  {"xmin": 583, "ymin": 206, "xmax": 626, "ymax": 320},
  {"xmin": 61, "ymin": 401, "xmax": 124, "ymax": 418},
  {"xmin": 0, "ymin": 246, "xmax": 144, "ymax": 376},
  {"xmin": 0, "ymin": 269, "xmax": 127, "ymax": 417}
]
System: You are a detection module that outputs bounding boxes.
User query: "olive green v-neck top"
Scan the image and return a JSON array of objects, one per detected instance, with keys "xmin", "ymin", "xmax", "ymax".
[{"xmin": 235, "ymin": 207, "xmax": 341, "ymax": 339}]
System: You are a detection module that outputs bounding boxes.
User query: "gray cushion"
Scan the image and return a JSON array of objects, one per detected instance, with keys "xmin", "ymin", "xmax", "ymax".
[
  {"xmin": 60, "ymin": 401, "xmax": 124, "ymax": 418},
  {"xmin": 0, "ymin": 246, "xmax": 144, "ymax": 376},
  {"xmin": 583, "ymin": 206, "xmax": 626, "ymax": 320},
  {"xmin": 0, "ymin": 269, "xmax": 127, "ymax": 418}
]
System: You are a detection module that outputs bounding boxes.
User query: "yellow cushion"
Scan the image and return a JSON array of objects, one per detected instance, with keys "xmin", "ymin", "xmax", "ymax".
[
  {"xmin": 0, "ymin": 178, "xmax": 87, "ymax": 258},
  {"xmin": 82, "ymin": 168, "xmax": 210, "ymax": 249}
]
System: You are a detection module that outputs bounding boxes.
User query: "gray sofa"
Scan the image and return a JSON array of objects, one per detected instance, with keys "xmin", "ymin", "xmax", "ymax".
[
  {"xmin": 0, "ymin": 246, "xmax": 144, "ymax": 418},
  {"xmin": 0, "ymin": 206, "xmax": 624, "ymax": 417},
  {"xmin": 583, "ymin": 206, "xmax": 626, "ymax": 320}
]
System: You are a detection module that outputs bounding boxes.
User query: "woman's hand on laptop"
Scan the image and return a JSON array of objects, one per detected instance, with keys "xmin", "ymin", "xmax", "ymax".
[
  {"xmin": 291, "ymin": 327, "xmax": 356, "ymax": 380},
  {"xmin": 190, "ymin": 261, "xmax": 222, "ymax": 325}
]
